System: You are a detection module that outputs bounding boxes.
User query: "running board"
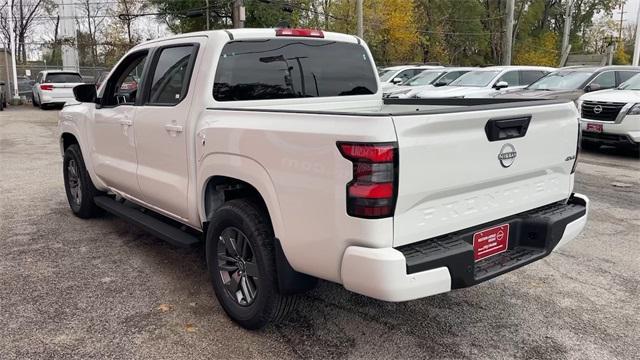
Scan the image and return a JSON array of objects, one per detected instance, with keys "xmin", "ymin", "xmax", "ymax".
[{"xmin": 94, "ymin": 196, "xmax": 201, "ymax": 248}]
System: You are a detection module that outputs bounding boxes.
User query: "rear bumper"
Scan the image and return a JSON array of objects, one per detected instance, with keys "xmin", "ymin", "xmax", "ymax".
[
  {"xmin": 341, "ymin": 193, "xmax": 589, "ymax": 302},
  {"xmin": 41, "ymin": 95, "xmax": 75, "ymax": 105}
]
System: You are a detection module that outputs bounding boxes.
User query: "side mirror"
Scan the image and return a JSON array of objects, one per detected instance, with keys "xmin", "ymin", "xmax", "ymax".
[
  {"xmin": 494, "ymin": 81, "xmax": 509, "ymax": 89},
  {"xmin": 584, "ymin": 83, "xmax": 601, "ymax": 92},
  {"xmin": 434, "ymin": 81, "xmax": 448, "ymax": 87},
  {"xmin": 73, "ymin": 83, "xmax": 97, "ymax": 103},
  {"xmin": 392, "ymin": 77, "xmax": 404, "ymax": 85}
]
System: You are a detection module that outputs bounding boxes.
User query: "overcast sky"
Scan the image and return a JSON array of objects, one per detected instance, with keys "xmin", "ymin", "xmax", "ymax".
[{"xmin": 618, "ymin": 0, "xmax": 639, "ymax": 22}]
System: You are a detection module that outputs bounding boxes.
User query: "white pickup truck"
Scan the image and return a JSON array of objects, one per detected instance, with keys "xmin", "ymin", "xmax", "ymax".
[{"xmin": 59, "ymin": 28, "xmax": 588, "ymax": 329}]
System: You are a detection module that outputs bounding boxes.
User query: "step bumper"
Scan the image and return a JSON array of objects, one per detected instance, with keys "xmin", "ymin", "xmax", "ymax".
[{"xmin": 341, "ymin": 193, "xmax": 588, "ymax": 302}]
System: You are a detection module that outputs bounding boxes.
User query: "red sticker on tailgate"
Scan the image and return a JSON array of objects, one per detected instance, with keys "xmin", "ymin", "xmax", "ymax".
[{"xmin": 473, "ymin": 224, "xmax": 509, "ymax": 261}]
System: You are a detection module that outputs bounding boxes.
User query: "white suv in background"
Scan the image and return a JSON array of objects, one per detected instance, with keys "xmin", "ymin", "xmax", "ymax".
[
  {"xmin": 414, "ymin": 66, "xmax": 554, "ymax": 99},
  {"xmin": 32, "ymin": 70, "xmax": 85, "ymax": 109},
  {"xmin": 385, "ymin": 67, "xmax": 476, "ymax": 98},
  {"xmin": 378, "ymin": 65, "xmax": 443, "ymax": 92},
  {"xmin": 579, "ymin": 73, "xmax": 640, "ymax": 152}
]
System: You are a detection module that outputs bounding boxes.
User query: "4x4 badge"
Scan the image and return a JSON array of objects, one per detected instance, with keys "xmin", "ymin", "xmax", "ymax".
[{"xmin": 498, "ymin": 143, "xmax": 517, "ymax": 168}]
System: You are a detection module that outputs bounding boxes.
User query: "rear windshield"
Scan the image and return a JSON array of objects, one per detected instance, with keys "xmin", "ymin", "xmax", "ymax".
[
  {"xmin": 213, "ymin": 39, "xmax": 377, "ymax": 101},
  {"xmin": 44, "ymin": 73, "xmax": 83, "ymax": 83}
]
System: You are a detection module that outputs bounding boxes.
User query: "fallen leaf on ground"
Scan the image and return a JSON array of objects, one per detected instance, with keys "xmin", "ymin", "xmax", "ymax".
[
  {"xmin": 157, "ymin": 304, "xmax": 173, "ymax": 312},
  {"xmin": 184, "ymin": 323, "xmax": 197, "ymax": 333}
]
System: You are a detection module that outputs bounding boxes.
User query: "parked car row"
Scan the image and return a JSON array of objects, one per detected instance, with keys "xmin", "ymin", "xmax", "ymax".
[{"xmin": 379, "ymin": 63, "xmax": 640, "ymax": 153}]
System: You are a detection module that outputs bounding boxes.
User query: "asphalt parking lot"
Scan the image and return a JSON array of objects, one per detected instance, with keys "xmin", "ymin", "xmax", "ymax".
[{"xmin": 1, "ymin": 106, "xmax": 639, "ymax": 359}]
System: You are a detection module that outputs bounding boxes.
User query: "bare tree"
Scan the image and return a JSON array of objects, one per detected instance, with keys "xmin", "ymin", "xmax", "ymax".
[
  {"xmin": 0, "ymin": 0, "xmax": 48, "ymax": 63},
  {"xmin": 77, "ymin": 0, "xmax": 108, "ymax": 68},
  {"xmin": 113, "ymin": 0, "xmax": 149, "ymax": 45}
]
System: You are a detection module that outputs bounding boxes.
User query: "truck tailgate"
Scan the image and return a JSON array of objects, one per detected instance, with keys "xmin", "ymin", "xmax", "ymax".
[{"xmin": 392, "ymin": 102, "xmax": 578, "ymax": 247}]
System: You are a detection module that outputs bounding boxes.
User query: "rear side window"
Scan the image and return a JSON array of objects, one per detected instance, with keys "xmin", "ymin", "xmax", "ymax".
[
  {"xmin": 213, "ymin": 39, "xmax": 377, "ymax": 101},
  {"xmin": 617, "ymin": 70, "xmax": 640, "ymax": 85},
  {"xmin": 520, "ymin": 70, "xmax": 546, "ymax": 85},
  {"xmin": 148, "ymin": 45, "xmax": 196, "ymax": 105},
  {"xmin": 44, "ymin": 73, "xmax": 83, "ymax": 83}
]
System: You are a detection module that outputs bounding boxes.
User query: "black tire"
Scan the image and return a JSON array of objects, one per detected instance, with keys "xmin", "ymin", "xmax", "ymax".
[
  {"xmin": 206, "ymin": 199, "xmax": 297, "ymax": 329},
  {"xmin": 32, "ymin": 93, "xmax": 38, "ymax": 107},
  {"xmin": 40, "ymin": 102, "xmax": 48, "ymax": 110},
  {"xmin": 63, "ymin": 144, "xmax": 103, "ymax": 218}
]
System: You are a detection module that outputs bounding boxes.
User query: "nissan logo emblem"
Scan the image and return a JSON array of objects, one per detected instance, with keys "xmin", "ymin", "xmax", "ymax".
[
  {"xmin": 593, "ymin": 105, "xmax": 603, "ymax": 114},
  {"xmin": 498, "ymin": 143, "xmax": 517, "ymax": 168}
]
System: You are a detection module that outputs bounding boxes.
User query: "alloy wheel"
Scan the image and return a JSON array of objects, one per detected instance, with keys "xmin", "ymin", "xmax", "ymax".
[
  {"xmin": 217, "ymin": 227, "xmax": 259, "ymax": 306},
  {"xmin": 67, "ymin": 159, "xmax": 82, "ymax": 206}
]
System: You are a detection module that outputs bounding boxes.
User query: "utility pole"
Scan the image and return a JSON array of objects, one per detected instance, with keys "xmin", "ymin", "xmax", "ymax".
[
  {"xmin": 232, "ymin": 0, "xmax": 245, "ymax": 28},
  {"xmin": 618, "ymin": 1, "xmax": 625, "ymax": 41},
  {"xmin": 561, "ymin": 0, "xmax": 574, "ymax": 56},
  {"xmin": 8, "ymin": 1, "xmax": 18, "ymax": 100},
  {"xmin": 634, "ymin": 2, "xmax": 640, "ymax": 66},
  {"xmin": 356, "ymin": 0, "xmax": 363, "ymax": 38},
  {"xmin": 503, "ymin": 0, "xmax": 514, "ymax": 65},
  {"xmin": 205, "ymin": 0, "xmax": 210, "ymax": 30},
  {"xmin": 60, "ymin": 0, "xmax": 79, "ymax": 72}
]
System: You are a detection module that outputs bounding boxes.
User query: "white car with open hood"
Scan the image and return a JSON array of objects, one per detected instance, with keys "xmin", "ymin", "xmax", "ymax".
[
  {"xmin": 58, "ymin": 28, "xmax": 588, "ymax": 330},
  {"xmin": 414, "ymin": 66, "xmax": 554, "ymax": 99}
]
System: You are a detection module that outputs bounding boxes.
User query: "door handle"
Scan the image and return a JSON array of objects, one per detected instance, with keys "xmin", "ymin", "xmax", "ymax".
[
  {"xmin": 164, "ymin": 124, "xmax": 184, "ymax": 133},
  {"xmin": 119, "ymin": 119, "xmax": 133, "ymax": 126}
]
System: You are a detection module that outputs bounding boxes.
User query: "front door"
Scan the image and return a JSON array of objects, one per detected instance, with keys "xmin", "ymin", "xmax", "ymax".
[
  {"xmin": 91, "ymin": 51, "xmax": 149, "ymax": 198},
  {"xmin": 133, "ymin": 44, "xmax": 200, "ymax": 220}
]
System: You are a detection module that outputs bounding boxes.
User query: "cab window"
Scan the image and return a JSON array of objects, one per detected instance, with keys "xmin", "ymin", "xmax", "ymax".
[
  {"xmin": 146, "ymin": 45, "xmax": 196, "ymax": 106},
  {"xmin": 101, "ymin": 51, "xmax": 148, "ymax": 107}
]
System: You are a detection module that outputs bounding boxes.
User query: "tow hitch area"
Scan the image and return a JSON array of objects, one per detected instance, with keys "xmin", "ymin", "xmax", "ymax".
[{"xmin": 398, "ymin": 195, "xmax": 587, "ymax": 288}]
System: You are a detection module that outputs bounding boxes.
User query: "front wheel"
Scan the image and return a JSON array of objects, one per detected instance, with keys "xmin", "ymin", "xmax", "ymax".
[
  {"xmin": 206, "ymin": 199, "xmax": 297, "ymax": 329},
  {"xmin": 63, "ymin": 144, "xmax": 103, "ymax": 218}
]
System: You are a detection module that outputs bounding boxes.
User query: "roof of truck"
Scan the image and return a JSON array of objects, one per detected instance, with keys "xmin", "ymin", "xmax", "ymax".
[{"xmin": 135, "ymin": 28, "xmax": 362, "ymax": 49}]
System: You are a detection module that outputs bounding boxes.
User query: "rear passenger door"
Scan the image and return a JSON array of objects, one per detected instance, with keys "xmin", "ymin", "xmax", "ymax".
[{"xmin": 133, "ymin": 42, "xmax": 200, "ymax": 221}]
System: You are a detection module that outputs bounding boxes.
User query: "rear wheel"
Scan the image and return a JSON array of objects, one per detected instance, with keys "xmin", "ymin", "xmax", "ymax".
[
  {"xmin": 206, "ymin": 199, "xmax": 297, "ymax": 329},
  {"xmin": 32, "ymin": 93, "xmax": 38, "ymax": 107},
  {"xmin": 63, "ymin": 144, "xmax": 103, "ymax": 218}
]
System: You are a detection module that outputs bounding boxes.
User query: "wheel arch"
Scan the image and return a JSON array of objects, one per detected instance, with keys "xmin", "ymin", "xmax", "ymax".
[{"xmin": 197, "ymin": 153, "xmax": 285, "ymax": 242}]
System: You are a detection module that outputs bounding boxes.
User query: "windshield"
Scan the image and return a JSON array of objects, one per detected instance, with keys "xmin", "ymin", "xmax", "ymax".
[
  {"xmin": 527, "ymin": 70, "xmax": 593, "ymax": 90},
  {"xmin": 379, "ymin": 69, "xmax": 400, "ymax": 82},
  {"xmin": 44, "ymin": 73, "xmax": 83, "ymax": 83},
  {"xmin": 214, "ymin": 39, "xmax": 377, "ymax": 101},
  {"xmin": 404, "ymin": 71, "xmax": 444, "ymax": 86},
  {"xmin": 450, "ymin": 71, "xmax": 500, "ymax": 87},
  {"xmin": 618, "ymin": 73, "xmax": 640, "ymax": 90}
]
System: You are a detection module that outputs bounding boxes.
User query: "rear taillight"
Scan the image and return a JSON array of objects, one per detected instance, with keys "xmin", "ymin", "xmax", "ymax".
[
  {"xmin": 275, "ymin": 28, "xmax": 324, "ymax": 38},
  {"xmin": 338, "ymin": 142, "xmax": 398, "ymax": 219},
  {"xmin": 40, "ymin": 84, "xmax": 53, "ymax": 91}
]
